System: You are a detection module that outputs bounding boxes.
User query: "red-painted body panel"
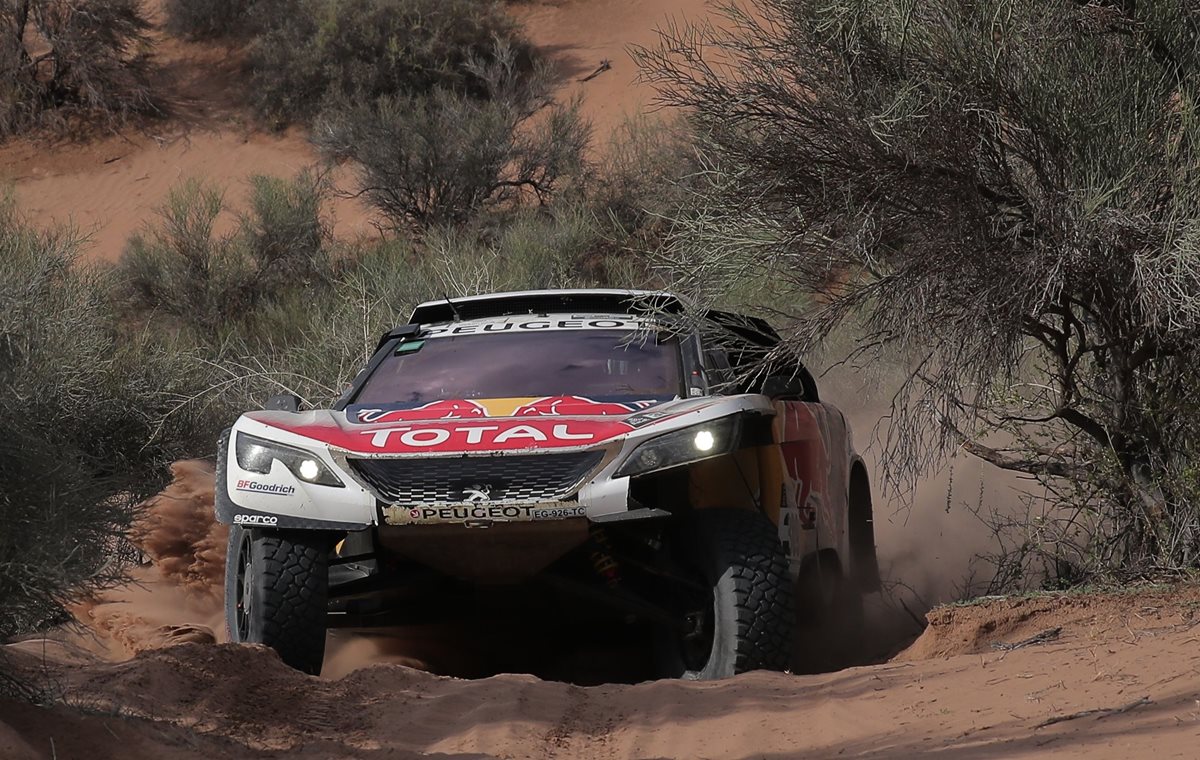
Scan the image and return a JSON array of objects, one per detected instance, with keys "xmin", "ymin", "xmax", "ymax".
[
  {"xmin": 249, "ymin": 412, "xmax": 634, "ymax": 455},
  {"xmin": 774, "ymin": 401, "xmax": 853, "ymax": 563}
]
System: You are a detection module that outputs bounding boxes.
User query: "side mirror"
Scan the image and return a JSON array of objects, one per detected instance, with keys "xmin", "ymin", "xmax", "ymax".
[
  {"xmin": 264, "ymin": 394, "xmax": 301, "ymax": 412},
  {"xmin": 761, "ymin": 375, "xmax": 805, "ymax": 400}
]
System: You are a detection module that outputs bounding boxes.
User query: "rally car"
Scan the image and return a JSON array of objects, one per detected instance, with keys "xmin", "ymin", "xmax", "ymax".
[{"xmin": 216, "ymin": 289, "xmax": 879, "ymax": 679}]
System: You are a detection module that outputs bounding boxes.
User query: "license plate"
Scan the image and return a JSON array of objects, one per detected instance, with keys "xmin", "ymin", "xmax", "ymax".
[{"xmin": 382, "ymin": 503, "xmax": 586, "ymax": 525}]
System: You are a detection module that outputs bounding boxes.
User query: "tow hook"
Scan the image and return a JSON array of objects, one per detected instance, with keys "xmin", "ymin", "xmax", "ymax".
[{"xmin": 464, "ymin": 519, "xmax": 494, "ymax": 529}]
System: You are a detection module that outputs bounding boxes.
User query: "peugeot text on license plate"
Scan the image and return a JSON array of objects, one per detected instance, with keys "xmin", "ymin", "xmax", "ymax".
[{"xmin": 382, "ymin": 502, "xmax": 586, "ymax": 525}]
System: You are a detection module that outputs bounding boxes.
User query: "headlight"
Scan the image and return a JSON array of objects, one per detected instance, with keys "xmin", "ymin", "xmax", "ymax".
[
  {"xmin": 235, "ymin": 432, "xmax": 344, "ymax": 487},
  {"xmin": 615, "ymin": 416, "xmax": 741, "ymax": 478}
]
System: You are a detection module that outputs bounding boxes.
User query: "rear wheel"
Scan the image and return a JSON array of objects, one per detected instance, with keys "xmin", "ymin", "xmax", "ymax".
[
  {"xmin": 656, "ymin": 508, "xmax": 794, "ymax": 680},
  {"xmin": 225, "ymin": 525, "xmax": 331, "ymax": 675},
  {"xmin": 793, "ymin": 551, "xmax": 864, "ymax": 673}
]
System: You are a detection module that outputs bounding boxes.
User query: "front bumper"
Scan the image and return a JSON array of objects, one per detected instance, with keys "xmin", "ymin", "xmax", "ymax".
[{"xmin": 217, "ymin": 395, "xmax": 774, "ymax": 531}]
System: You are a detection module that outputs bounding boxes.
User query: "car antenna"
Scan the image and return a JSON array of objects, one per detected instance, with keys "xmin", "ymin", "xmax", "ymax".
[{"xmin": 443, "ymin": 293, "xmax": 463, "ymax": 322}]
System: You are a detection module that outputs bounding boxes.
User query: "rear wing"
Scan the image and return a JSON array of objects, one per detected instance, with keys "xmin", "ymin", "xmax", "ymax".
[{"xmin": 409, "ymin": 290, "xmax": 683, "ymax": 325}]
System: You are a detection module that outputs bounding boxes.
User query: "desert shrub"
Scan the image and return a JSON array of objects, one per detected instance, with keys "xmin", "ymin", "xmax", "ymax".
[
  {"xmin": 240, "ymin": 172, "xmax": 332, "ymax": 281},
  {"xmin": 118, "ymin": 170, "xmax": 335, "ymax": 338},
  {"xmin": 419, "ymin": 206, "xmax": 604, "ymax": 294},
  {"xmin": 639, "ymin": 0, "xmax": 1200, "ymax": 585},
  {"xmin": 314, "ymin": 77, "xmax": 589, "ymax": 229},
  {"xmin": 589, "ymin": 115, "xmax": 698, "ymax": 235},
  {"xmin": 167, "ymin": 201, "xmax": 638, "ymax": 416},
  {"xmin": 249, "ymin": 0, "xmax": 531, "ymax": 124},
  {"xmin": 163, "ymin": 0, "xmax": 254, "ymax": 40},
  {"xmin": 0, "ymin": 0, "xmax": 158, "ymax": 138},
  {"xmin": 0, "ymin": 198, "xmax": 208, "ymax": 641}
]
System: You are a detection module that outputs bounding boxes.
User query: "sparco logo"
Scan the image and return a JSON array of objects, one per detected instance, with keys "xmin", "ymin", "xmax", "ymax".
[{"xmin": 234, "ymin": 514, "xmax": 279, "ymax": 526}]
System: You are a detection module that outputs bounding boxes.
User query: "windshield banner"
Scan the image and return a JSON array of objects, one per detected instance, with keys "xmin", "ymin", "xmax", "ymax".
[{"xmin": 346, "ymin": 395, "xmax": 670, "ymax": 424}]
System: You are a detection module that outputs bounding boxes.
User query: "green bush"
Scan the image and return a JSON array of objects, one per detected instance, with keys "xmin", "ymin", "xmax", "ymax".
[
  {"xmin": 315, "ymin": 83, "xmax": 589, "ymax": 229},
  {"xmin": 0, "ymin": 198, "xmax": 208, "ymax": 641},
  {"xmin": 117, "ymin": 170, "xmax": 334, "ymax": 338},
  {"xmin": 590, "ymin": 116, "xmax": 697, "ymax": 235},
  {"xmin": 135, "ymin": 199, "xmax": 644, "ymax": 415},
  {"xmin": 639, "ymin": 0, "xmax": 1200, "ymax": 584},
  {"xmin": 241, "ymin": 172, "xmax": 332, "ymax": 281},
  {"xmin": 249, "ymin": 0, "xmax": 532, "ymax": 124}
]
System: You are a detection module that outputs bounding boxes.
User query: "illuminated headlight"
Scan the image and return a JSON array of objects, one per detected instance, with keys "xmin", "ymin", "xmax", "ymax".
[
  {"xmin": 235, "ymin": 432, "xmax": 344, "ymax": 487},
  {"xmin": 615, "ymin": 416, "xmax": 741, "ymax": 478}
]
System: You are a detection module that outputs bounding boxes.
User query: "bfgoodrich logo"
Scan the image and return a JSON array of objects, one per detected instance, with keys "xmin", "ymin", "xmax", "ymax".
[{"xmin": 236, "ymin": 480, "xmax": 296, "ymax": 496}]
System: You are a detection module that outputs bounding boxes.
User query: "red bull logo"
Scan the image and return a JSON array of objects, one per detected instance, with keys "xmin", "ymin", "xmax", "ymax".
[
  {"xmin": 351, "ymin": 396, "xmax": 664, "ymax": 423},
  {"xmin": 355, "ymin": 399, "xmax": 488, "ymax": 423},
  {"xmin": 780, "ymin": 404, "xmax": 830, "ymax": 529},
  {"xmin": 514, "ymin": 396, "xmax": 641, "ymax": 417}
]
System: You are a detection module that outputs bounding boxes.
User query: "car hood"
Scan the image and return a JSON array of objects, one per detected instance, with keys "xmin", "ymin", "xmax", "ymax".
[{"xmin": 242, "ymin": 396, "xmax": 724, "ymax": 455}]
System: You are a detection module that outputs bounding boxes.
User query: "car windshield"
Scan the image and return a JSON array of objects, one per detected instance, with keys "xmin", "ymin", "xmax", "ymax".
[{"xmin": 354, "ymin": 329, "xmax": 683, "ymax": 404}]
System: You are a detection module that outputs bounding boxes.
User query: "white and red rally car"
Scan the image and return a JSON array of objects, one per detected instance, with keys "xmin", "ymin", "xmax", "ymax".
[{"xmin": 216, "ymin": 290, "xmax": 879, "ymax": 678}]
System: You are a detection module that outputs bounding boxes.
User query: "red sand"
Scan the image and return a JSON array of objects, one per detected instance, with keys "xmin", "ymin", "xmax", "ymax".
[
  {"xmin": 4, "ymin": 456, "xmax": 1199, "ymax": 759},
  {"xmin": 6, "ymin": 584, "xmax": 1200, "ymax": 759}
]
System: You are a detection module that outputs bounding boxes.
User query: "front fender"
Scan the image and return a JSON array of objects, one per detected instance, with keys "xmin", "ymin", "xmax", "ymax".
[{"xmin": 214, "ymin": 428, "xmax": 373, "ymax": 531}]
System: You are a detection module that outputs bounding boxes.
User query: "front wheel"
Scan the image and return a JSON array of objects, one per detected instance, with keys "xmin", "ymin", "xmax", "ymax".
[
  {"xmin": 224, "ymin": 525, "xmax": 331, "ymax": 675},
  {"xmin": 657, "ymin": 508, "xmax": 794, "ymax": 680}
]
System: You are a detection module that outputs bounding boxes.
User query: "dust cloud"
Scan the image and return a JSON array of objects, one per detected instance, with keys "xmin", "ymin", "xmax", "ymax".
[
  {"xmin": 128, "ymin": 459, "xmax": 228, "ymax": 599},
  {"xmin": 66, "ymin": 460, "xmax": 228, "ymax": 660},
  {"xmin": 821, "ymin": 365, "xmax": 1032, "ymax": 660}
]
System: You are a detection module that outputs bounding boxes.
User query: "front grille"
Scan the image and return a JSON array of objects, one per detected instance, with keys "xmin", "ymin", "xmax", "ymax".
[{"xmin": 347, "ymin": 451, "xmax": 605, "ymax": 504}]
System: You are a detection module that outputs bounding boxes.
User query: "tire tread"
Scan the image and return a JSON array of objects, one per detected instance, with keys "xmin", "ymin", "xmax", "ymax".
[
  {"xmin": 253, "ymin": 532, "xmax": 328, "ymax": 674},
  {"xmin": 702, "ymin": 508, "xmax": 794, "ymax": 673}
]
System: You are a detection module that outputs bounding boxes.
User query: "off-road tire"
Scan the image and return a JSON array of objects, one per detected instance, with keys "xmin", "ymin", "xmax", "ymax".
[
  {"xmin": 225, "ymin": 524, "xmax": 330, "ymax": 675},
  {"xmin": 660, "ymin": 508, "xmax": 794, "ymax": 680}
]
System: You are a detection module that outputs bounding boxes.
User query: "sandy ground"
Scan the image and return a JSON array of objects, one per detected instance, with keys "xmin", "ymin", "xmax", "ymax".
[
  {"xmin": 0, "ymin": 12, "xmax": 379, "ymax": 261},
  {"xmin": 4, "ymin": 461, "xmax": 1199, "ymax": 759},
  {"xmin": 515, "ymin": 0, "xmax": 712, "ymax": 138},
  {"xmin": 2, "ymin": 127, "xmax": 377, "ymax": 262},
  {"xmin": 5, "ymin": 584, "xmax": 1200, "ymax": 759}
]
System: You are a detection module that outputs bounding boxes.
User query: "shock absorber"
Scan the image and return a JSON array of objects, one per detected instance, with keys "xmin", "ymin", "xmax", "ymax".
[{"xmin": 589, "ymin": 527, "xmax": 622, "ymax": 588}]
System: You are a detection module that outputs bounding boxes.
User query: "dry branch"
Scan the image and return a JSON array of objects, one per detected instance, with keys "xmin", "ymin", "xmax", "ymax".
[
  {"xmin": 636, "ymin": 0, "xmax": 1200, "ymax": 586},
  {"xmin": 992, "ymin": 627, "xmax": 1063, "ymax": 652},
  {"xmin": 1035, "ymin": 696, "xmax": 1152, "ymax": 729}
]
